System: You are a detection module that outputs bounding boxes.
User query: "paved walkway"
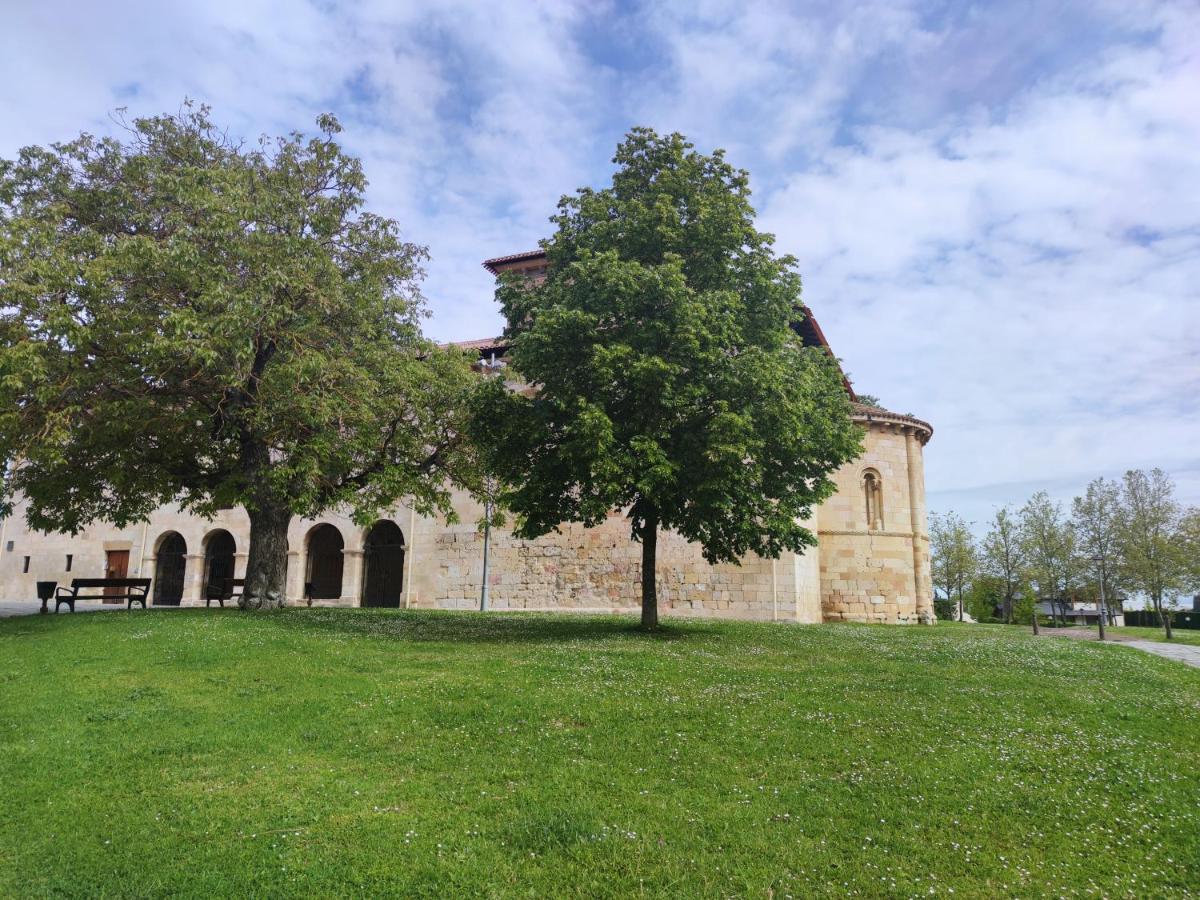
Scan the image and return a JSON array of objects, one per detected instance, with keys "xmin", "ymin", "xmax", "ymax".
[{"xmin": 0, "ymin": 599, "xmax": 180, "ymax": 618}]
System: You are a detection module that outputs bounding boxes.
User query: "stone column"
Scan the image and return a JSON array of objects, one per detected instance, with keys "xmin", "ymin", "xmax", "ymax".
[
  {"xmin": 286, "ymin": 550, "xmax": 304, "ymax": 605},
  {"xmin": 904, "ymin": 428, "xmax": 934, "ymax": 624},
  {"xmin": 183, "ymin": 554, "xmax": 205, "ymax": 606},
  {"xmin": 404, "ymin": 507, "xmax": 417, "ymax": 608},
  {"xmin": 233, "ymin": 552, "xmax": 249, "ymax": 579},
  {"xmin": 342, "ymin": 548, "xmax": 365, "ymax": 606}
]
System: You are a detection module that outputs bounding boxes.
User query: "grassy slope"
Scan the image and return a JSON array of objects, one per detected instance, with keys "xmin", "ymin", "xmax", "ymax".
[{"xmin": 0, "ymin": 611, "xmax": 1197, "ymax": 898}]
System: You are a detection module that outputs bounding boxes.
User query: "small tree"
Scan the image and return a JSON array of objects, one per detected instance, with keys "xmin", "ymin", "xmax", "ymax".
[
  {"xmin": 1019, "ymin": 492, "xmax": 1074, "ymax": 634},
  {"xmin": 1072, "ymin": 477, "xmax": 1123, "ymax": 638},
  {"xmin": 0, "ymin": 105, "xmax": 477, "ymax": 608},
  {"xmin": 980, "ymin": 506, "xmax": 1024, "ymax": 624},
  {"xmin": 929, "ymin": 511, "xmax": 977, "ymax": 621},
  {"xmin": 1119, "ymin": 469, "xmax": 1191, "ymax": 640},
  {"xmin": 472, "ymin": 128, "xmax": 862, "ymax": 629},
  {"xmin": 964, "ymin": 574, "xmax": 1005, "ymax": 623}
]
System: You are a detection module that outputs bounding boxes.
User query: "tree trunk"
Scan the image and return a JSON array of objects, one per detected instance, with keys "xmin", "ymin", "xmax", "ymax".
[
  {"xmin": 640, "ymin": 505, "xmax": 659, "ymax": 631},
  {"xmin": 1157, "ymin": 595, "xmax": 1173, "ymax": 640},
  {"xmin": 1031, "ymin": 607, "xmax": 1040, "ymax": 635},
  {"xmin": 241, "ymin": 503, "xmax": 291, "ymax": 609}
]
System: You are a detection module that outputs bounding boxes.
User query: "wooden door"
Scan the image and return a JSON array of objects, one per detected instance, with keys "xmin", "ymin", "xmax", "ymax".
[{"xmin": 104, "ymin": 550, "xmax": 129, "ymax": 602}]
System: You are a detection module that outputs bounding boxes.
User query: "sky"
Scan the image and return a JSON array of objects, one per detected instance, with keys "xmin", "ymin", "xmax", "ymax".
[{"xmin": 2, "ymin": 0, "xmax": 1198, "ymax": 530}]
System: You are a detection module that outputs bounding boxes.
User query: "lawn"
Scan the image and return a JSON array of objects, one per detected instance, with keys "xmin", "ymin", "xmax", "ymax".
[{"xmin": 1, "ymin": 611, "xmax": 1197, "ymax": 897}]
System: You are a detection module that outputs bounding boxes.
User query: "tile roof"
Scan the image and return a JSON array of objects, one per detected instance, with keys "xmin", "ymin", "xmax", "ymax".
[{"xmin": 482, "ymin": 249, "xmax": 546, "ymax": 274}]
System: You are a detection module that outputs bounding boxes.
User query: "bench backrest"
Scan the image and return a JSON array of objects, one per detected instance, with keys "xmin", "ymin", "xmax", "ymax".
[{"xmin": 71, "ymin": 578, "xmax": 151, "ymax": 589}]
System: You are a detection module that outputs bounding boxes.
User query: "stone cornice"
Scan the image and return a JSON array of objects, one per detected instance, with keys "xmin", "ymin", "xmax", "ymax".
[{"xmin": 851, "ymin": 404, "xmax": 933, "ymax": 443}]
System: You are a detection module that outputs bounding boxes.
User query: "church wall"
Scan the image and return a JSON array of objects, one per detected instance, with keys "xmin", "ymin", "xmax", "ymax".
[
  {"xmin": 0, "ymin": 417, "xmax": 931, "ymax": 624},
  {"xmin": 816, "ymin": 422, "xmax": 932, "ymax": 624},
  {"xmin": 414, "ymin": 490, "xmax": 811, "ymax": 620}
]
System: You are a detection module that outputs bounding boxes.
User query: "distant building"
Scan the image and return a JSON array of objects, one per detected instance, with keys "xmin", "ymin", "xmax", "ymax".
[{"xmin": 1037, "ymin": 598, "xmax": 1125, "ymax": 627}]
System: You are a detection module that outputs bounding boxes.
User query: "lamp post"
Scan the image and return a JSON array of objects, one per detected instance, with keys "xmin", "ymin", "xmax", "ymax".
[
  {"xmin": 1090, "ymin": 555, "xmax": 1107, "ymax": 642},
  {"xmin": 480, "ymin": 487, "xmax": 492, "ymax": 613},
  {"xmin": 477, "ymin": 351, "xmax": 506, "ymax": 614}
]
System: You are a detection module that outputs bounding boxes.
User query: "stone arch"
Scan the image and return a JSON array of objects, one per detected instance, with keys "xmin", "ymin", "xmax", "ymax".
[
  {"xmin": 361, "ymin": 520, "xmax": 405, "ymax": 608},
  {"xmin": 862, "ymin": 468, "xmax": 884, "ymax": 531},
  {"xmin": 202, "ymin": 529, "xmax": 237, "ymax": 600},
  {"xmin": 153, "ymin": 531, "xmax": 187, "ymax": 606},
  {"xmin": 305, "ymin": 524, "xmax": 345, "ymax": 601}
]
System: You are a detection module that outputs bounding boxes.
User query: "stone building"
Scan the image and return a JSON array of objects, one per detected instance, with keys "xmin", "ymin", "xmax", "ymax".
[{"xmin": 0, "ymin": 250, "xmax": 934, "ymax": 624}]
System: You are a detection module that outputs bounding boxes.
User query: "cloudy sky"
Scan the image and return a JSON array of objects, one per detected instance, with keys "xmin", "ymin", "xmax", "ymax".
[{"xmin": 3, "ymin": 0, "xmax": 1198, "ymax": 528}]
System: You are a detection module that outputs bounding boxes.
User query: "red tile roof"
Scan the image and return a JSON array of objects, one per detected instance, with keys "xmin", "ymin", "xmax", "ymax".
[{"xmin": 482, "ymin": 249, "xmax": 546, "ymax": 274}]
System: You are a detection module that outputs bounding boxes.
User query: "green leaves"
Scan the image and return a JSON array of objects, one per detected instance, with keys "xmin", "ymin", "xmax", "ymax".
[
  {"xmin": 0, "ymin": 104, "xmax": 476, "ymax": 534},
  {"xmin": 474, "ymin": 128, "xmax": 861, "ymax": 578}
]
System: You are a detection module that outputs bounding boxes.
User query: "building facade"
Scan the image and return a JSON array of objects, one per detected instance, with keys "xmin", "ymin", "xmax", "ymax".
[{"xmin": 0, "ymin": 251, "xmax": 935, "ymax": 624}]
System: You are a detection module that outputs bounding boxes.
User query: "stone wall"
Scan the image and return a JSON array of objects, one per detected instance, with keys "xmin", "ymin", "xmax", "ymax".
[
  {"xmin": 816, "ymin": 418, "xmax": 933, "ymax": 624},
  {"xmin": 0, "ymin": 410, "xmax": 931, "ymax": 624}
]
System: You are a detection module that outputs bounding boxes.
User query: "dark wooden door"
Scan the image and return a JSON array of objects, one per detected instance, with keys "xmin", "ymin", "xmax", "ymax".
[
  {"xmin": 104, "ymin": 550, "xmax": 129, "ymax": 602},
  {"xmin": 362, "ymin": 521, "xmax": 405, "ymax": 608},
  {"xmin": 153, "ymin": 534, "xmax": 187, "ymax": 605}
]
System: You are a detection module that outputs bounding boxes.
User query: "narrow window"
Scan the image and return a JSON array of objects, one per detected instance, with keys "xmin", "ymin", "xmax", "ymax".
[
  {"xmin": 22, "ymin": 556, "xmax": 30, "ymax": 574},
  {"xmin": 65, "ymin": 554, "xmax": 73, "ymax": 572},
  {"xmin": 5, "ymin": 540, "xmax": 13, "ymax": 552},
  {"xmin": 863, "ymin": 470, "xmax": 884, "ymax": 530}
]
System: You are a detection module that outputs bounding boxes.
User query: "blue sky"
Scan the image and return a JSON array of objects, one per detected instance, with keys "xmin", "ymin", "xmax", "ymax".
[{"xmin": 2, "ymin": 0, "xmax": 1198, "ymax": 528}]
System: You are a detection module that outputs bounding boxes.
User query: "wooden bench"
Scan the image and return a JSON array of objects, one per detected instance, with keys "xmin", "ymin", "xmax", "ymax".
[
  {"xmin": 55, "ymin": 578, "xmax": 151, "ymax": 612},
  {"xmin": 204, "ymin": 577, "xmax": 244, "ymax": 608}
]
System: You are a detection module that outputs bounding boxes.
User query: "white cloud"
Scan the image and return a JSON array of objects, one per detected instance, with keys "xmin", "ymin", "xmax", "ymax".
[
  {"xmin": 757, "ymin": 4, "xmax": 1200, "ymax": 520},
  {"xmin": 1, "ymin": 0, "xmax": 1197, "ymax": 519}
]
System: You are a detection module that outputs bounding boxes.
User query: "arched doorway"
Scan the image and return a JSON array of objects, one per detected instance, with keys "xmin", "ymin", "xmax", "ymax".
[
  {"xmin": 306, "ymin": 524, "xmax": 344, "ymax": 601},
  {"xmin": 362, "ymin": 520, "xmax": 405, "ymax": 608},
  {"xmin": 203, "ymin": 530, "xmax": 237, "ymax": 601},
  {"xmin": 153, "ymin": 532, "xmax": 187, "ymax": 606}
]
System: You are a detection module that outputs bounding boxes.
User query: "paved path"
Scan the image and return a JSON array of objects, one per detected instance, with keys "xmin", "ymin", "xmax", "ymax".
[{"xmin": 0, "ymin": 599, "xmax": 172, "ymax": 618}]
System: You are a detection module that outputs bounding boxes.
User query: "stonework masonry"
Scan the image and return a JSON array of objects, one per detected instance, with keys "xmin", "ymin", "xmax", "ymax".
[{"xmin": 0, "ymin": 407, "xmax": 933, "ymax": 624}]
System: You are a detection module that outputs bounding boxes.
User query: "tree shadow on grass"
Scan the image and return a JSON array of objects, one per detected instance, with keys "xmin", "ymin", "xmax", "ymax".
[{"xmin": 267, "ymin": 607, "xmax": 713, "ymax": 646}]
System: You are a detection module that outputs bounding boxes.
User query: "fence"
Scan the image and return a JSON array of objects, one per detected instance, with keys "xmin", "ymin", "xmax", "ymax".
[{"xmin": 1123, "ymin": 609, "xmax": 1200, "ymax": 630}]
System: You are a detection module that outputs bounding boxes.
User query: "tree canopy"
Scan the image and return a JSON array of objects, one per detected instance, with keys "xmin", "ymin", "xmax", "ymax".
[
  {"xmin": 0, "ymin": 104, "xmax": 477, "ymax": 607},
  {"xmin": 929, "ymin": 511, "xmax": 977, "ymax": 621},
  {"xmin": 472, "ymin": 128, "xmax": 862, "ymax": 628}
]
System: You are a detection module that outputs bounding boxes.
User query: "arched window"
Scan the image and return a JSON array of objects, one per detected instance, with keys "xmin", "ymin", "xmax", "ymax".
[{"xmin": 862, "ymin": 470, "xmax": 883, "ymax": 530}]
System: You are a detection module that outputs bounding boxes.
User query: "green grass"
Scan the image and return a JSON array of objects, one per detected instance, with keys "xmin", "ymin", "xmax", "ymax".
[
  {"xmin": 1109, "ymin": 625, "xmax": 1200, "ymax": 646},
  {"xmin": 1, "ymin": 611, "xmax": 1197, "ymax": 897}
]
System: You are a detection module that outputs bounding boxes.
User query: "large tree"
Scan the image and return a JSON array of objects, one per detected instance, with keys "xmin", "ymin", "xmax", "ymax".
[
  {"xmin": 980, "ymin": 506, "xmax": 1024, "ymax": 624},
  {"xmin": 472, "ymin": 128, "xmax": 862, "ymax": 629},
  {"xmin": 1072, "ymin": 477, "xmax": 1123, "ymax": 637},
  {"xmin": 1019, "ymin": 492, "xmax": 1075, "ymax": 633},
  {"xmin": 1118, "ymin": 469, "xmax": 1192, "ymax": 639},
  {"xmin": 0, "ymin": 105, "xmax": 477, "ymax": 608},
  {"xmin": 929, "ymin": 511, "xmax": 977, "ymax": 622}
]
